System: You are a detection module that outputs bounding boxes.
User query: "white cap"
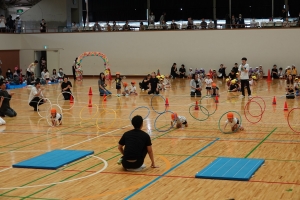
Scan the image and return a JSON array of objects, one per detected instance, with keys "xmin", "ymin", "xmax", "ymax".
[
  {"xmin": 256, "ymin": 67, "xmax": 259, "ymax": 68},
  {"xmin": 292, "ymin": 64, "xmax": 295, "ymax": 67},
  {"xmin": 287, "ymin": 66, "xmax": 291, "ymax": 69}
]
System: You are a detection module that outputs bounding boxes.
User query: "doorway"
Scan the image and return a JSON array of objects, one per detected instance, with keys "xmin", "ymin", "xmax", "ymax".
[{"xmin": 34, "ymin": 51, "xmax": 46, "ymax": 78}]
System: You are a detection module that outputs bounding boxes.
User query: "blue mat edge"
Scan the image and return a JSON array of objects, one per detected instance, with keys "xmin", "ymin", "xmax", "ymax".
[
  {"xmin": 12, "ymin": 150, "xmax": 94, "ymax": 170},
  {"xmin": 195, "ymin": 157, "xmax": 265, "ymax": 181}
]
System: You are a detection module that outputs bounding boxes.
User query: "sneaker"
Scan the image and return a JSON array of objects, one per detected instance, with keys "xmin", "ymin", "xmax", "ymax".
[
  {"xmin": 248, "ymin": 95, "xmax": 252, "ymax": 98},
  {"xmin": 125, "ymin": 94, "xmax": 129, "ymax": 97},
  {"xmin": 117, "ymin": 158, "xmax": 122, "ymax": 165},
  {"xmin": 142, "ymin": 89, "xmax": 144, "ymax": 91},
  {"xmin": 126, "ymin": 164, "xmax": 146, "ymax": 172},
  {"xmin": 240, "ymin": 95, "xmax": 245, "ymax": 98}
]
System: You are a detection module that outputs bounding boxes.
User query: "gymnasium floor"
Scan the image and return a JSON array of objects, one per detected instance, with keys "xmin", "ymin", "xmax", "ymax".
[{"xmin": 0, "ymin": 77, "xmax": 300, "ymax": 200}]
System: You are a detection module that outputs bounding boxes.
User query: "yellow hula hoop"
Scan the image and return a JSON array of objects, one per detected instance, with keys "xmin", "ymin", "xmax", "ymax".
[
  {"xmin": 96, "ymin": 108, "xmax": 117, "ymax": 130},
  {"xmin": 79, "ymin": 104, "xmax": 99, "ymax": 121}
]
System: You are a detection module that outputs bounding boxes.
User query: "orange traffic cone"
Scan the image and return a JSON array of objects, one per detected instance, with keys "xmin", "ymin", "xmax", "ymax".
[
  {"xmin": 157, "ymin": 69, "xmax": 160, "ymax": 76},
  {"xmin": 70, "ymin": 95, "xmax": 74, "ymax": 104},
  {"xmin": 195, "ymin": 101, "xmax": 199, "ymax": 110},
  {"xmin": 88, "ymin": 98, "xmax": 92, "ymax": 107},
  {"xmin": 272, "ymin": 96, "xmax": 276, "ymax": 105},
  {"xmin": 215, "ymin": 95, "xmax": 219, "ymax": 103},
  {"xmin": 267, "ymin": 69, "xmax": 271, "ymax": 82},
  {"xmin": 88, "ymin": 87, "xmax": 93, "ymax": 95},
  {"xmin": 165, "ymin": 97, "xmax": 169, "ymax": 106},
  {"xmin": 284, "ymin": 101, "xmax": 288, "ymax": 111},
  {"xmin": 103, "ymin": 93, "xmax": 107, "ymax": 101}
]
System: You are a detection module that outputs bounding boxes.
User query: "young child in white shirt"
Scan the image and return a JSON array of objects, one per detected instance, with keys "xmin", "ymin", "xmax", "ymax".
[
  {"xmin": 50, "ymin": 108, "xmax": 62, "ymax": 126},
  {"xmin": 171, "ymin": 112, "xmax": 188, "ymax": 128},
  {"xmin": 122, "ymin": 82, "xmax": 130, "ymax": 96},
  {"xmin": 224, "ymin": 112, "xmax": 244, "ymax": 132},
  {"xmin": 130, "ymin": 81, "xmax": 137, "ymax": 95},
  {"xmin": 188, "ymin": 68, "xmax": 193, "ymax": 79},
  {"xmin": 163, "ymin": 75, "xmax": 171, "ymax": 88},
  {"xmin": 204, "ymin": 74, "xmax": 213, "ymax": 97}
]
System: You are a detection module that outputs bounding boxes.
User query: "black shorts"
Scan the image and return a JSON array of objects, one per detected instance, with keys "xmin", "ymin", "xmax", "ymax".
[
  {"xmin": 236, "ymin": 119, "xmax": 239, "ymax": 125},
  {"xmin": 206, "ymin": 87, "xmax": 211, "ymax": 90},
  {"xmin": 182, "ymin": 120, "xmax": 187, "ymax": 125},
  {"xmin": 116, "ymin": 85, "xmax": 121, "ymax": 90},
  {"xmin": 46, "ymin": 78, "xmax": 50, "ymax": 81}
]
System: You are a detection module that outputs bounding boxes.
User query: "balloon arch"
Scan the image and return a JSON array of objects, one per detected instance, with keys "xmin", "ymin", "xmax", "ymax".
[{"xmin": 75, "ymin": 51, "xmax": 111, "ymax": 80}]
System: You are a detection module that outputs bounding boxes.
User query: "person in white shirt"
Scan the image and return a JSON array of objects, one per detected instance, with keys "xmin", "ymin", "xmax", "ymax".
[
  {"xmin": 163, "ymin": 75, "xmax": 171, "ymax": 88},
  {"xmin": 238, "ymin": 57, "xmax": 251, "ymax": 98},
  {"xmin": 130, "ymin": 81, "xmax": 137, "ymax": 95},
  {"xmin": 190, "ymin": 74, "xmax": 201, "ymax": 97},
  {"xmin": 204, "ymin": 74, "xmax": 213, "ymax": 97},
  {"xmin": 44, "ymin": 69, "xmax": 50, "ymax": 83},
  {"xmin": 28, "ymin": 81, "xmax": 46, "ymax": 111},
  {"xmin": 224, "ymin": 112, "xmax": 244, "ymax": 132},
  {"xmin": 122, "ymin": 82, "xmax": 130, "ymax": 96},
  {"xmin": 27, "ymin": 60, "xmax": 38, "ymax": 77},
  {"xmin": 171, "ymin": 112, "xmax": 188, "ymax": 128},
  {"xmin": 50, "ymin": 108, "xmax": 62, "ymax": 126}
]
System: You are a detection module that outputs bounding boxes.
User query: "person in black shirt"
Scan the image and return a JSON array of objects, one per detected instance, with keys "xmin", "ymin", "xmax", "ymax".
[
  {"xmin": 271, "ymin": 65, "xmax": 279, "ymax": 79},
  {"xmin": 232, "ymin": 63, "xmax": 239, "ymax": 74},
  {"xmin": 228, "ymin": 70, "xmax": 237, "ymax": 80},
  {"xmin": 218, "ymin": 64, "xmax": 226, "ymax": 78},
  {"xmin": 61, "ymin": 77, "xmax": 73, "ymax": 100},
  {"xmin": 6, "ymin": 69, "xmax": 13, "ymax": 80},
  {"xmin": 0, "ymin": 81, "xmax": 17, "ymax": 117},
  {"xmin": 118, "ymin": 115, "xmax": 157, "ymax": 171},
  {"xmin": 72, "ymin": 58, "xmax": 77, "ymax": 81},
  {"xmin": 179, "ymin": 64, "xmax": 186, "ymax": 78},
  {"xmin": 148, "ymin": 72, "xmax": 159, "ymax": 95},
  {"xmin": 170, "ymin": 63, "xmax": 178, "ymax": 79},
  {"xmin": 139, "ymin": 74, "xmax": 151, "ymax": 90}
]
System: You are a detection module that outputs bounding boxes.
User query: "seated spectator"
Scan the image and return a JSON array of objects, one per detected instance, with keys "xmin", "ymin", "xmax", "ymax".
[
  {"xmin": 161, "ymin": 21, "xmax": 167, "ymax": 30},
  {"xmin": 294, "ymin": 78, "xmax": 300, "ymax": 95},
  {"xmin": 228, "ymin": 80, "xmax": 238, "ymax": 92},
  {"xmin": 170, "ymin": 63, "xmax": 178, "ymax": 79},
  {"xmin": 258, "ymin": 65, "xmax": 264, "ymax": 78},
  {"xmin": 187, "ymin": 17, "xmax": 194, "ymax": 29},
  {"xmin": 286, "ymin": 74, "xmax": 294, "ymax": 96},
  {"xmin": 278, "ymin": 67, "xmax": 284, "ymax": 79},
  {"xmin": 139, "ymin": 22, "xmax": 144, "ymax": 31},
  {"xmin": 179, "ymin": 64, "xmax": 186, "ymax": 78},
  {"xmin": 61, "ymin": 77, "xmax": 73, "ymax": 100},
  {"xmin": 236, "ymin": 14, "xmax": 245, "ymax": 28},
  {"xmin": 283, "ymin": 18, "xmax": 290, "ymax": 27},
  {"xmin": 188, "ymin": 68, "xmax": 193, "ymax": 78},
  {"xmin": 106, "ymin": 21, "xmax": 111, "ymax": 31},
  {"xmin": 112, "ymin": 21, "xmax": 118, "ymax": 31},
  {"xmin": 271, "ymin": 65, "xmax": 279, "ymax": 79},
  {"xmin": 208, "ymin": 20, "xmax": 214, "ymax": 29},
  {"xmin": 232, "ymin": 63, "xmax": 239, "ymax": 73},
  {"xmin": 200, "ymin": 18, "xmax": 207, "ymax": 29},
  {"xmin": 139, "ymin": 74, "xmax": 151, "ymax": 90},
  {"xmin": 171, "ymin": 20, "xmax": 178, "ymax": 29},
  {"xmin": 6, "ymin": 69, "xmax": 13, "ymax": 80},
  {"xmin": 51, "ymin": 69, "xmax": 58, "ymax": 83},
  {"xmin": 250, "ymin": 18, "xmax": 257, "ymax": 28},
  {"xmin": 27, "ymin": 74, "xmax": 35, "ymax": 85},
  {"xmin": 285, "ymin": 66, "xmax": 291, "ymax": 78},
  {"xmin": 93, "ymin": 22, "xmax": 101, "ymax": 31},
  {"xmin": 228, "ymin": 70, "xmax": 237, "ymax": 80},
  {"xmin": 71, "ymin": 22, "xmax": 78, "ymax": 32},
  {"xmin": 0, "ymin": 81, "xmax": 17, "ymax": 117},
  {"xmin": 57, "ymin": 68, "xmax": 64, "ymax": 81},
  {"xmin": 123, "ymin": 21, "xmax": 130, "ymax": 31},
  {"xmin": 292, "ymin": 65, "xmax": 297, "ymax": 79}
]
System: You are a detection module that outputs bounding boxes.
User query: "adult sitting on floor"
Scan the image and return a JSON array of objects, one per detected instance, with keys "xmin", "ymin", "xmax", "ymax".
[
  {"xmin": 0, "ymin": 81, "xmax": 17, "ymax": 117},
  {"xmin": 118, "ymin": 115, "xmax": 158, "ymax": 171}
]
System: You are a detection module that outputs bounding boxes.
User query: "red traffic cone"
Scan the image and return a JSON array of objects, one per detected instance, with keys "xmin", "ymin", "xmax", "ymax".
[
  {"xmin": 88, "ymin": 87, "xmax": 93, "ymax": 95},
  {"xmin": 88, "ymin": 98, "xmax": 92, "ymax": 107},
  {"xmin": 70, "ymin": 95, "xmax": 74, "ymax": 104},
  {"xmin": 165, "ymin": 97, "xmax": 169, "ymax": 106},
  {"xmin": 272, "ymin": 96, "xmax": 276, "ymax": 105},
  {"xmin": 267, "ymin": 69, "xmax": 271, "ymax": 82},
  {"xmin": 157, "ymin": 69, "xmax": 160, "ymax": 76},
  {"xmin": 284, "ymin": 101, "xmax": 288, "ymax": 111},
  {"xmin": 215, "ymin": 95, "xmax": 219, "ymax": 103},
  {"xmin": 195, "ymin": 101, "xmax": 199, "ymax": 110},
  {"xmin": 103, "ymin": 93, "xmax": 107, "ymax": 101}
]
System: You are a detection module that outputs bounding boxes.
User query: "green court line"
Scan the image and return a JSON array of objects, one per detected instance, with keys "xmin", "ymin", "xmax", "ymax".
[
  {"xmin": 244, "ymin": 127, "xmax": 277, "ymax": 158},
  {"xmin": 18, "ymin": 126, "xmax": 176, "ymax": 199},
  {"xmin": 0, "ymin": 194, "xmax": 59, "ymax": 200}
]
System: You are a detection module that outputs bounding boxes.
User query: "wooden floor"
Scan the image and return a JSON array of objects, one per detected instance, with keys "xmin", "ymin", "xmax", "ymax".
[{"xmin": 0, "ymin": 77, "xmax": 300, "ymax": 200}]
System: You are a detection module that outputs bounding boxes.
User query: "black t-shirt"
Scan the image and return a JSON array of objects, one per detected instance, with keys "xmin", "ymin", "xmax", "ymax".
[
  {"xmin": 232, "ymin": 66, "xmax": 238, "ymax": 73},
  {"xmin": 179, "ymin": 68, "xmax": 186, "ymax": 73},
  {"xmin": 142, "ymin": 77, "xmax": 150, "ymax": 86},
  {"xmin": 61, "ymin": 81, "xmax": 72, "ymax": 92},
  {"xmin": 228, "ymin": 73, "xmax": 236, "ymax": 79},
  {"xmin": 119, "ymin": 129, "xmax": 152, "ymax": 160},
  {"xmin": 0, "ymin": 90, "xmax": 11, "ymax": 112},
  {"xmin": 149, "ymin": 77, "xmax": 159, "ymax": 89},
  {"xmin": 229, "ymin": 84, "xmax": 237, "ymax": 91},
  {"xmin": 272, "ymin": 68, "xmax": 278, "ymax": 74},
  {"xmin": 115, "ymin": 77, "xmax": 122, "ymax": 87}
]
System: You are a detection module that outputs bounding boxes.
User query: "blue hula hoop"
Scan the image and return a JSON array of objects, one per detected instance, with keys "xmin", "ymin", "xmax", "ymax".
[
  {"xmin": 154, "ymin": 110, "xmax": 175, "ymax": 132},
  {"xmin": 129, "ymin": 106, "xmax": 150, "ymax": 120},
  {"xmin": 150, "ymin": 94, "xmax": 167, "ymax": 114}
]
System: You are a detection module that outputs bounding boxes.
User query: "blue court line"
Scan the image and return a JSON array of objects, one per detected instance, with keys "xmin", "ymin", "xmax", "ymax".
[{"xmin": 124, "ymin": 138, "xmax": 219, "ymax": 200}]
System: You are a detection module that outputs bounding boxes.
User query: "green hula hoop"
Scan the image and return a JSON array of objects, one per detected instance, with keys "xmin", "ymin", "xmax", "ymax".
[
  {"xmin": 189, "ymin": 104, "xmax": 210, "ymax": 121},
  {"xmin": 218, "ymin": 111, "xmax": 242, "ymax": 134},
  {"xmin": 199, "ymin": 96, "xmax": 218, "ymax": 116}
]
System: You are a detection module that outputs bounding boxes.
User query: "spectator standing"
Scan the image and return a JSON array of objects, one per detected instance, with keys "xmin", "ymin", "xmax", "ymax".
[
  {"xmin": 93, "ymin": 22, "xmax": 101, "ymax": 31},
  {"xmin": 238, "ymin": 57, "xmax": 251, "ymax": 98},
  {"xmin": 149, "ymin": 12, "xmax": 155, "ymax": 25},
  {"xmin": 208, "ymin": 20, "xmax": 214, "ymax": 29},
  {"xmin": 159, "ymin": 12, "xmax": 166, "ymax": 25},
  {"xmin": 187, "ymin": 17, "xmax": 194, "ymax": 29},
  {"xmin": 123, "ymin": 21, "xmax": 130, "ymax": 31},
  {"xmin": 281, "ymin": 9, "xmax": 287, "ymax": 21},
  {"xmin": 0, "ymin": 15, "xmax": 6, "ymax": 32},
  {"xmin": 112, "ymin": 21, "xmax": 118, "ymax": 31},
  {"xmin": 40, "ymin": 19, "xmax": 46, "ymax": 33},
  {"xmin": 40, "ymin": 57, "xmax": 46, "ymax": 71},
  {"xmin": 231, "ymin": 15, "xmax": 236, "ymax": 28},
  {"xmin": 236, "ymin": 14, "xmax": 245, "ymax": 28},
  {"xmin": 200, "ymin": 18, "xmax": 207, "ymax": 29},
  {"xmin": 15, "ymin": 17, "xmax": 21, "ymax": 33},
  {"xmin": 6, "ymin": 15, "xmax": 14, "ymax": 32}
]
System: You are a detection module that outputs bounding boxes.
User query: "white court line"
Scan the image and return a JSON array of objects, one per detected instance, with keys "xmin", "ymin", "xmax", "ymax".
[
  {"xmin": 0, "ymin": 156, "xmax": 107, "ymax": 190},
  {"xmin": 0, "ymin": 167, "xmax": 11, "ymax": 173},
  {"xmin": 62, "ymin": 124, "xmax": 132, "ymax": 149}
]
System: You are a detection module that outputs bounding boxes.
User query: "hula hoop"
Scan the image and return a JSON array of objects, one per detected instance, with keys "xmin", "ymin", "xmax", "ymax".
[
  {"xmin": 96, "ymin": 109, "xmax": 117, "ymax": 130},
  {"xmin": 37, "ymin": 98, "xmax": 52, "ymax": 119},
  {"xmin": 150, "ymin": 95, "xmax": 166, "ymax": 114},
  {"xmin": 199, "ymin": 96, "xmax": 218, "ymax": 116},
  {"xmin": 154, "ymin": 110, "xmax": 175, "ymax": 132},
  {"xmin": 56, "ymin": 91, "xmax": 75, "ymax": 111},
  {"xmin": 218, "ymin": 111, "xmax": 242, "ymax": 134},
  {"xmin": 46, "ymin": 104, "xmax": 63, "ymax": 127},
  {"xmin": 287, "ymin": 108, "xmax": 300, "ymax": 133},
  {"xmin": 189, "ymin": 104, "xmax": 210, "ymax": 121},
  {"xmin": 79, "ymin": 104, "xmax": 99, "ymax": 121},
  {"xmin": 244, "ymin": 100, "xmax": 263, "ymax": 124},
  {"xmin": 129, "ymin": 106, "xmax": 150, "ymax": 120},
  {"xmin": 245, "ymin": 97, "xmax": 266, "ymax": 117}
]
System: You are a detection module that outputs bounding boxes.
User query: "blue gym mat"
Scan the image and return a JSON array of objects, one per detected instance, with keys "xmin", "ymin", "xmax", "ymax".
[
  {"xmin": 12, "ymin": 149, "xmax": 94, "ymax": 170},
  {"xmin": 195, "ymin": 157, "xmax": 264, "ymax": 181}
]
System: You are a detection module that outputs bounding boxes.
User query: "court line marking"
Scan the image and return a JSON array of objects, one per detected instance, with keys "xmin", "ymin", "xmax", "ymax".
[
  {"xmin": 124, "ymin": 138, "xmax": 219, "ymax": 200},
  {"xmin": 0, "ymin": 167, "xmax": 11, "ymax": 173},
  {"xmin": 0, "ymin": 156, "xmax": 107, "ymax": 190}
]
